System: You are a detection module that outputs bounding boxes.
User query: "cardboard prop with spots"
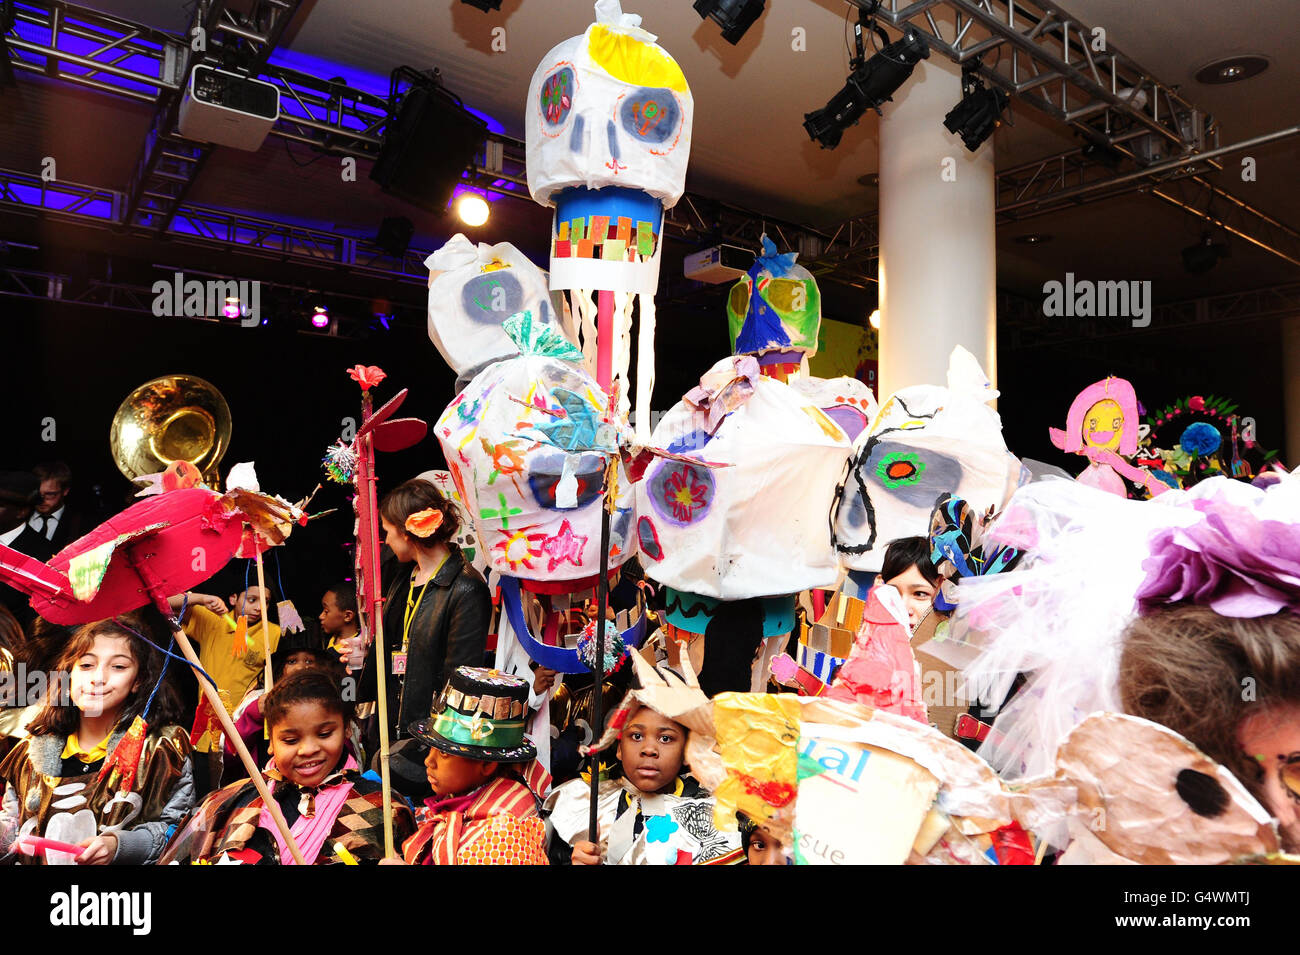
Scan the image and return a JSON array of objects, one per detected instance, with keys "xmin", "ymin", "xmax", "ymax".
[
  {"xmin": 1050, "ymin": 713, "xmax": 1278, "ymax": 865},
  {"xmin": 726, "ymin": 236, "xmax": 822, "ymax": 373},
  {"xmin": 834, "ymin": 347, "xmax": 1022, "ymax": 573},
  {"xmin": 434, "ymin": 313, "xmax": 634, "ymax": 584},
  {"xmin": 1048, "ymin": 376, "xmax": 1170, "ymax": 499},
  {"xmin": 637, "ymin": 354, "xmax": 852, "ymax": 601},
  {"xmin": 416, "ymin": 469, "xmax": 487, "ymax": 576},
  {"xmin": 425, "ymin": 234, "xmax": 576, "ymax": 384},
  {"xmin": 526, "ymin": 0, "xmax": 694, "ymax": 438}
]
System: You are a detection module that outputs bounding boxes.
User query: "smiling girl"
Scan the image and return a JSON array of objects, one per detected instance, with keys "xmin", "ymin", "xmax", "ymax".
[
  {"xmin": 0, "ymin": 619, "xmax": 193, "ymax": 865},
  {"xmin": 160, "ymin": 669, "xmax": 413, "ymax": 864}
]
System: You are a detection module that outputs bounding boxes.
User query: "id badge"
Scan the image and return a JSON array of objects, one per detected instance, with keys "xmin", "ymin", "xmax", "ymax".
[{"xmin": 392, "ymin": 652, "xmax": 408, "ymax": 675}]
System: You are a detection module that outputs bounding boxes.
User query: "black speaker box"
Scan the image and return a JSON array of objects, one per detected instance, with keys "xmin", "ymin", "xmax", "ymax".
[{"xmin": 370, "ymin": 83, "xmax": 488, "ymax": 214}]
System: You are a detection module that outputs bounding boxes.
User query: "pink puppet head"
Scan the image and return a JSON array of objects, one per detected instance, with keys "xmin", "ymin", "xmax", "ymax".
[{"xmin": 1050, "ymin": 377, "xmax": 1140, "ymax": 456}]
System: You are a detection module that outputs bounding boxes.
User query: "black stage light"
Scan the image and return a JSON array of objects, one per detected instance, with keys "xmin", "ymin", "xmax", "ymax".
[
  {"xmin": 1181, "ymin": 232, "xmax": 1229, "ymax": 275},
  {"xmin": 804, "ymin": 27, "xmax": 930, "ymax": 150},
  {"xmin": 693, "ymin": 0, "xmax": 766, "ymax": 45},
  {"xmin": 371, "ymin": 68, "xmax": 488, "ymax": 214},
  {"xmin": 459, "ymin": 0, "xmax": 503, "ymax": 11},
  {"xmin": 375, "ymin": 216, "xmax": 415, "ymax": 257},
  {"xmin": 943, "ymin": 71, "xmax": 1008, "ymax": 152}
]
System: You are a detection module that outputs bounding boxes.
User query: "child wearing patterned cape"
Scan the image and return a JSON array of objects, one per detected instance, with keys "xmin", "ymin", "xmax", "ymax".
[
  {"xmin": 159, "ymin": 669, "xmax": 412, "ymax": 864},
  {"xmin": 386, "ymin": 666, "xmax": 550, "ymax": 865},
  {"xmin": 0, "ymin": 619, "xmax": 193, "ymax": 865}
]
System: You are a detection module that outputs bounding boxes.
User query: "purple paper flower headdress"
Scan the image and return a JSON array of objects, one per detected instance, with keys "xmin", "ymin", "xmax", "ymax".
[{"xmin": 1136, "ymin": 497, "xmax": 1300, "ymax": 618}]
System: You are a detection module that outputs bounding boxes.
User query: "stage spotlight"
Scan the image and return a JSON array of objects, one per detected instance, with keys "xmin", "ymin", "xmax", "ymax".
[
  {"xmin": 804, "ymin": 27, "xmax": 929, "ymax": 150},
  {"xmin": 222, "ymin": 296, "xmax": 241, "ymax": 320},
  {"xmin": 311, "ymin": 305, "xmax": 330, "ymax": 328},
  {"xmin": 868, "ymin": 308, "xmax": 881, "ymax": 330},
  {"xmin": 457, "ymin": 193, "xmax": 490, "ymax": 227},
  {"xmin": 459, "ymin": 0, "xmax": 503, "ymax": 11},
  {"xmin": 693, "ymin": 0, "xmax": 766, "ymax": 45},
  {"xmin": 1181, "ymin": 232, "xmax": 1229, "ymax": 275},
  {"xmin": 943, "ymin": 69, "xmax": 1008, "ymax": 152}
]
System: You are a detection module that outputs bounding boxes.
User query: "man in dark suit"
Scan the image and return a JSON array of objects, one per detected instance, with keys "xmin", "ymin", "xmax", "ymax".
[
  {"xmin": 30, "ymin": 461, "xmax": 82, "ymax": 551},
  {"xmin": 0, "ymin": 470, "xmax": 57, "ymax": 632}
]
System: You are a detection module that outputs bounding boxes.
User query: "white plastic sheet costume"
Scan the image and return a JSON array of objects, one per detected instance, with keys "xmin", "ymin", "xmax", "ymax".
[{"xmin": 525, "ymin": 0, "xmax": 693, "ymax": 438}]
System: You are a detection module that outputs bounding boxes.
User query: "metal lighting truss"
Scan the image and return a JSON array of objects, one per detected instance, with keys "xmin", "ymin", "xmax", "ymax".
[
  {"xmin": 840, "ymin": 0, "xmax": 1300, "ymax": 269},
  {"xmin": 5, "ymin": 0, "xmax": 389, "ymax": 232},
  {"xmin": 0, "ymin": 166, "xmax": 432, "ymax": 284},
  {"xmin": 999, "ymin": 280, "xmax": 1300, "ymax": 351},
  {"xmin": 6, "ymin": 0, "xmax": 1297, "ymax": 290},
  {"xmin": 120, "ymin": 0, "xmax": 304, "ymax": 234},
  {"xmin": 849, "ymin": 0, "xmax": 1212, "ymax": 155},
  {"xmin": 0, "ymin": 257, "xmax": 422, "ymax": 337}
]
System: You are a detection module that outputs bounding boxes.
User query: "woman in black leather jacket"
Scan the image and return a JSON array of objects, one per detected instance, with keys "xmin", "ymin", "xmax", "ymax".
[{"xmin": 357, "ymin": 479, "xmax": 491, "ymax": 791}]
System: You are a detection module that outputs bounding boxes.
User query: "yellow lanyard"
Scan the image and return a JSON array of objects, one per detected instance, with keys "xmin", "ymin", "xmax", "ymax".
[{"xmin": 400, "ymin": 557, "xmax": 446, "ymax": 654}]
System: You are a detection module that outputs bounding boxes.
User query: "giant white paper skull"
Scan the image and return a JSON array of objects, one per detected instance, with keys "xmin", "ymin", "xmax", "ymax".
[
  {"xmin": 833, "ymin": 348, "xmax": 1022, "ymax": 573},
  {"xmin": 435, "ymin": 317, "xmax": 634, "ymax": 584},
  {"xmin": 636, "ymin": 356, "xmax": 852, "ymax": 601},
  {"xmin": 425, "ymin": 234, "xmax": 576, "ymax": 382},
  {"xmin": 525, "ymin": 0, "xmax": 693, "ymax": 296}
]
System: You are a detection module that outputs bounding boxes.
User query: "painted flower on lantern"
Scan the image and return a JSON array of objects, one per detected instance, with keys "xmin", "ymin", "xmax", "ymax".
[
  {"xmin": 493, "ymin": 525, "xmax": 548, "ymax": 571},
  {"xmin": 1179, "ymin": 421, "xmax": 1222, "ymax": 456},
  {"xmin": 877, "ymin": 452, "xmax": 926, "ymax": 489},
  {"xmin": 660, "ymin": 465, "xmax": 712, "ymax": 524},
  {"xmin": 347, "ymin": 365, "xmax": 386, "ymax": 390}
]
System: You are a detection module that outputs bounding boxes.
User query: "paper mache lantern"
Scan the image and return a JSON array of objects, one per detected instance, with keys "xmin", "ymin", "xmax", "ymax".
[
  {"xmin": 726, "ymin": 237, "xmax": 822, "ymax": 372},
  {"xmin": 435, "ymin": 313, "xmax": 634, "ymax": 585},
  {"xmin": 834, "ymin": 347, "xmax": 1021, "ymax": 573}
]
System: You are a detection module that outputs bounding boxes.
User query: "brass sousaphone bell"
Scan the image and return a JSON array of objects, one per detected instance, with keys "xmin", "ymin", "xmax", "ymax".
[{"xmin": 110, "ymin": 374, "xmax": 232, "ymax": 486}]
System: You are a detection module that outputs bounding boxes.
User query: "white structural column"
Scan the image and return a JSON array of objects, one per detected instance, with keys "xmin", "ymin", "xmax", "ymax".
[
  {"xmin": 878, "ymin": 49, "xmax": 998, "ymax": 397},
  {"xmin": 1284, "ymin": 316, "xmax": 1300, "ymax": 468}
]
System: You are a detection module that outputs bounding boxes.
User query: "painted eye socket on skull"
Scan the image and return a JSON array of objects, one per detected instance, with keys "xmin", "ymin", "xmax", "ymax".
[
  {"xmin": 760, "ymin": 278, "xmax": 812, "ymax": 313},
  {"xmin": 460, "ymin": 271, "xmax": 524, "ymax": 324},
  {"xmin": 539, "ymin": 66, "xmax": 576, "ymax": 131},
  {"xmin": 728, "ymin": 279, "xmax": 751, "ymax": 319},
  {"xmin": 618, "ymin": 87, "xmax": 683, "ymax": 151}
]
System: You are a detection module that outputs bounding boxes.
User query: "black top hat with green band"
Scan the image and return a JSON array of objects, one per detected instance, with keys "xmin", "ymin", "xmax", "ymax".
[{"xmin": 409, "ymin": 666, "xmax": 536, "ymax": 763}]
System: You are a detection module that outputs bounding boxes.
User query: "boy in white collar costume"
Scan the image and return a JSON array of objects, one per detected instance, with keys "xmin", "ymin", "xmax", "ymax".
[{"xmin": 544, "ymin": 652, "xmax": 741, "ymax": 865}]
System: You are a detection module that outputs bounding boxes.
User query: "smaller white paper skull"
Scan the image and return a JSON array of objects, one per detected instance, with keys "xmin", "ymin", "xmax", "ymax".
[{"xmin": 426, "ymin": 234, "xmax": 576, "ymax": 382}]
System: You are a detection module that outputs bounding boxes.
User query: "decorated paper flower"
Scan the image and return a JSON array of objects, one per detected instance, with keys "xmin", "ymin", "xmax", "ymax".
[
  {"xmin": 322, "ymin": 441, "xmax": 358, "ymax": 485},
  {"xmin": 1179, "ymin": 421, "xmax": 1222, "ymax": 456},
  {"xmin": 1188, "ymin": 395, "xmax": 1205, "ymax": 412},
  {"xmin": 577, "ymin": 619, "xmax": 626, "ymax": 676},
  {"xmin": 1136, "ymin": 499, "xmax": 1300, "ymax": 618},
  {"xmin": 405, "ymin": 507, "xmax": 444, "ymax": 538},
  {"xmin": 347, "ymin": 365, "xmax": 387, "ymax": 390}
]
